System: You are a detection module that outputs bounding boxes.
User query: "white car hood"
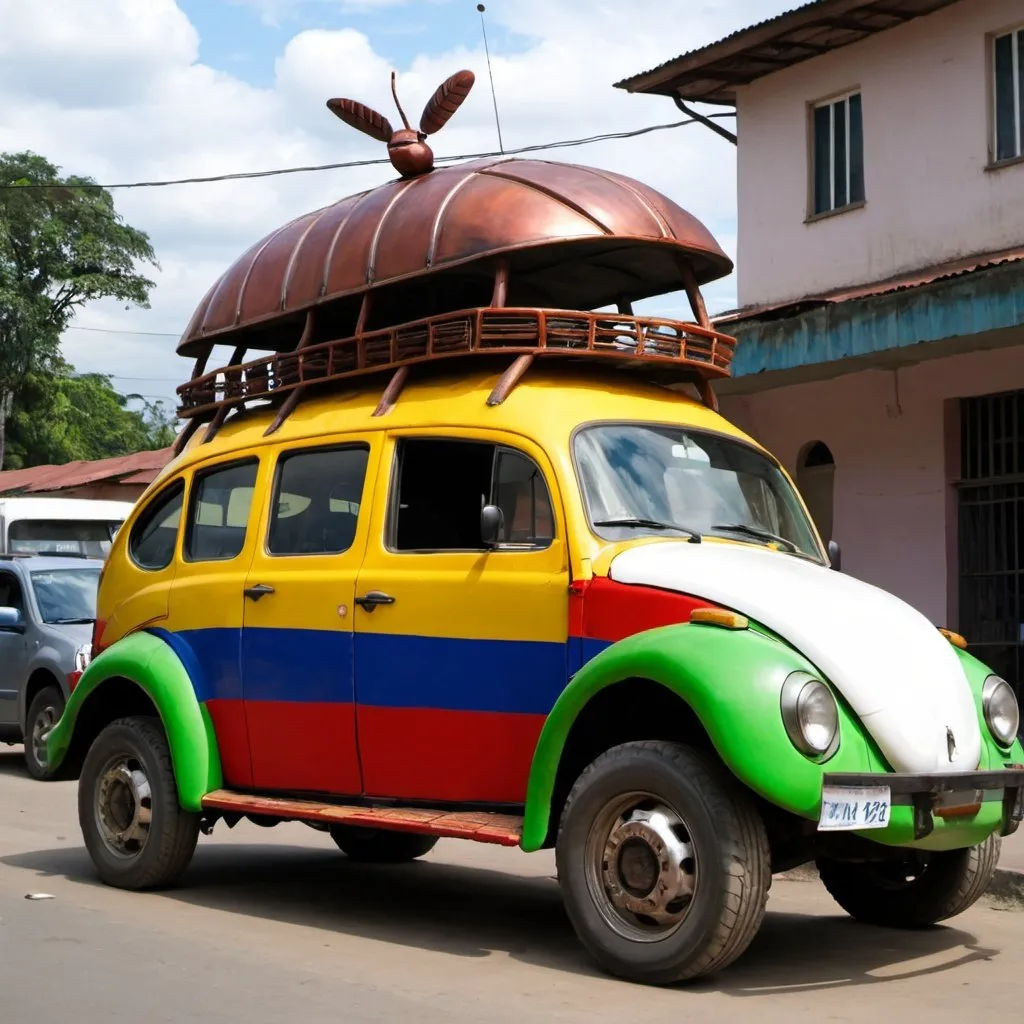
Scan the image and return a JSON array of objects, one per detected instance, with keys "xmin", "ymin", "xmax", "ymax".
[{"xmin": 609, "ymin": 540, "xmax": 981, "ymax": 775}]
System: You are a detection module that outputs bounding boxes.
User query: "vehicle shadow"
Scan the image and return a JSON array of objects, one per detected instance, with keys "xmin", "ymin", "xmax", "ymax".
[{"xmin": 1, "ymin": 838, "xmax": 998, "ymax": 993}]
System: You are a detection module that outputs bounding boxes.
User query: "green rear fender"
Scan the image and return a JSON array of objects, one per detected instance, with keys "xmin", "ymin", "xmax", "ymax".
[
  {"xmin": 46, "ymin": 630, "xmax": 223, "ymax": 812},
  {"xmin": 521, "ymin": 622, "xmax": 883, "ymax": 851}
]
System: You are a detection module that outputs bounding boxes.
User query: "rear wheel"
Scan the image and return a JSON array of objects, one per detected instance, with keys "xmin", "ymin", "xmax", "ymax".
[
  {"xmin": 24, "ymin": 684, "xmax": 65, "ymax": 780},
  {"xmin": 329, "ymin": 826, "xmax": 439, "ymax": 863},
  {"xmin": 78, "ymin": 716, "xmax": 200, "ymax": 890},
  {"xmin": 817, "ymin": 834, "xmax": 1001, "ymax": 927},
  {"xmin": 555, "ymin": 740, "xmax": 771, "ymax": 985}
]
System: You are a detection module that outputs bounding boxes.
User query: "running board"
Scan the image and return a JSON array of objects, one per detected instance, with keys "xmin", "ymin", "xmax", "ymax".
[{"xmin": 201, "ymin": 790, "xmax": 524, "ymax": 847}]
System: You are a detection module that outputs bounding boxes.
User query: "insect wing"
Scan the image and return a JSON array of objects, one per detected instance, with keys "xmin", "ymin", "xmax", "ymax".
[
  {"xmin": 419, "ymin": 70, "xmax": 475, "ymax": 135},
  {"xmin": 326, "ymin": 98, "xmax": 393, "ymax": 143}
]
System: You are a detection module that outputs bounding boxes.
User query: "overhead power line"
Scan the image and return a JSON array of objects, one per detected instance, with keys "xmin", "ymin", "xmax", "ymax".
[
  {"xmin": 0, "ymin": 113, "xmax": 736, "ymax": 192},
  {"xmin": 66, "ymin": 325, "xmax": 179, "ymax": 337}
]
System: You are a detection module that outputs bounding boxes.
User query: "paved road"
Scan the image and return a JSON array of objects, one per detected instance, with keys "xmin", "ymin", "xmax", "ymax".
[{"xmin": 2, "ymin": 744, "xmax": 1022, "ymax": 1023}]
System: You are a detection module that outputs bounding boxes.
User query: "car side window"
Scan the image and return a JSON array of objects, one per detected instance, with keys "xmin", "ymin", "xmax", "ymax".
[
  {"xmin": 268, "ymin": 446, "xmax": 369, "ymax": 556},
  {"xmin": 185, "ymin": 461, "xmax": 259, "ymax": 563},
  {"xmin": 0, "ymin": 571, "xmax": 24, "ymax": 613},
  {"xmin": 492, "ymin": 448, "xmax": 554, "ymax": 546},
  {"xmin": 391, "ymin": 438, "xmax": 554, "ymax": 552},
  {"xmin": 129, "ymin": 480, "xmax": 185, "ymax": 571}
]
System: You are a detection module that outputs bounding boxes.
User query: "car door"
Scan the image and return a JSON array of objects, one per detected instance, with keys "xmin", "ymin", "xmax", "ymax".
[
  {"xmin": 353, "ymin": 430, "xmax": 570, "ymax": 805},
  {"xmin": 239, "ymin": 438, "xmax": 379, "ymax": 795},
  {"xmin": 0, "ymin": 570, "xmax": 29, "ymax": 727},
  {"xmin": 166, "ymin": 456, "xmax": 266, "ymax": 788}
]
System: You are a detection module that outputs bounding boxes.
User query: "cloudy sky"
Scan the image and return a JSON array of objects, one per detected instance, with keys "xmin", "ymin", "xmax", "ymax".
[{"xmin": 0, "ymin": 0, "xmax": 794, "ymax": 412}]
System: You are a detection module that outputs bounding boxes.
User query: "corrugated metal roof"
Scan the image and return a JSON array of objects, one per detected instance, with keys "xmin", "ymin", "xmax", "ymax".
[
  {"xmin": 614, "ymin": 0, "xmax": 961, "ymax": 103},
  {"xmin": 0, "ymin": 448, "xmax": 174, "ymax": 496},
  {"xmin": 715, "ymin": 246, "xmax": 1024, "ymax": 326}
]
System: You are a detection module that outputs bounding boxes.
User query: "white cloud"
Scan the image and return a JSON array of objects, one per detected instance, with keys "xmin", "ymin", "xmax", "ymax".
[{"xmin": 0, "ymin": 0, "xmax": 784, "ymax": 407}]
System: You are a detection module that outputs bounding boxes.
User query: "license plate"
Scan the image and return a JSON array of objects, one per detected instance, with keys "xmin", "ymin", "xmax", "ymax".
[{"xmin": 818, "ymin": 786, "xmax": 892, "ymax": 831}]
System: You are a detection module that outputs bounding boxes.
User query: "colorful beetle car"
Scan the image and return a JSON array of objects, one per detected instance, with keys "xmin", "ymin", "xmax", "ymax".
[{"xmin": 47, "ymin": 71, "xmax": 1024, "ymax": 986}]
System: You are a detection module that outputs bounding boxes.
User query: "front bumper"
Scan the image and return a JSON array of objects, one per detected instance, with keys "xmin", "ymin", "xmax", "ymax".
[{"xmin": 824, "ymin": 766, "xmax": 1024, "ymax": 840}]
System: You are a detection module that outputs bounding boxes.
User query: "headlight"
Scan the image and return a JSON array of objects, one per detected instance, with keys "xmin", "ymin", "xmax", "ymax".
[
  {"xmin": 74, "ymin": 643, "xmax": 92, "ymax": 673},
  {"xmin": 781, "ymin": 671, "xmax": 839, "ymax": 758},
  {"xmin": 982, "ymin": 675, "xmax": 1019, "ymax": 747}
]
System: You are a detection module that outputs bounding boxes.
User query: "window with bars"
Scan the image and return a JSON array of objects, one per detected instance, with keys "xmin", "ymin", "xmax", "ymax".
[
  {"xmin": 811, "ymin": 91, "xmax": 865, "ymax": 216},
  {"xmin": 958, "ymin": 390, "xmax": 1024, "ymax": 701},
  {"xmin": 994, "ymin": 28, "xmax": 1024, "ymax": 163}
]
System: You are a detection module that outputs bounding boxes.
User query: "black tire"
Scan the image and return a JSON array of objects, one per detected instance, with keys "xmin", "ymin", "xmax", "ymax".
[
  {"xmin": 78, "ymin": 716, "xmax": 200, "ymax": 890},
  {"xmin": 329, "ymin": 826, "xmax": 439, "ymax": 863},
  {"xmin": 816, "ymin": 833, "xmax": 1001, "ymax": 927},
  {"xmin": 24, "ymin": 684, "xmax": 65, "ymax": 781},
  {"xmin": 556, "ymin": 740, "xmax": 771, "ymax": 985}
]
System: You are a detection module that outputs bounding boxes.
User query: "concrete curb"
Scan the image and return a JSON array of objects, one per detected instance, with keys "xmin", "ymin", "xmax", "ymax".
[{"xmin": 777, "ymin": 863, "xmax": 1024, "ymax": 908}]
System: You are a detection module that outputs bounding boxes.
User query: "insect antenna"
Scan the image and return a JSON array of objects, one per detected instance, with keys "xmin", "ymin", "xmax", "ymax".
[{"xmin": 390, "ymin": 70, "xmax": 413, "ymax": 131}]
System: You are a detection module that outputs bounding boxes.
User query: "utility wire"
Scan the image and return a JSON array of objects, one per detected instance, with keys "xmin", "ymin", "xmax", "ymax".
[
  {"xmin": 66, "ymin": 325, "xmax": 179, "ymax": 337},
  {"xmin": 0, "ymin": 113, "xmax": 735, "ymax": 192}
]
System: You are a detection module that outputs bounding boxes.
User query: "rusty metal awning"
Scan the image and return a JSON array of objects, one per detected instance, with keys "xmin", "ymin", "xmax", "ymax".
[{"xmin": 614, "ymin": 0, "xmax": 961, "ymax": 104}]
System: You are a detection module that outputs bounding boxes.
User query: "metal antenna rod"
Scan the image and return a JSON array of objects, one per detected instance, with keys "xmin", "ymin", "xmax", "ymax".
[{"xmin": 476, "ymin": 4, "xmax": 505, "ymax": 153}]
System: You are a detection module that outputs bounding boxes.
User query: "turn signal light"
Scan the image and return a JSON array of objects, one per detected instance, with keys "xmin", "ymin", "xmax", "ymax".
[
  {"xmin": 690, "ymin": 608, "xmax": 749, "ymax": 630},
  {"xmin": 938, "ymin": 628, "xmax": 968, "ymax": 650}
]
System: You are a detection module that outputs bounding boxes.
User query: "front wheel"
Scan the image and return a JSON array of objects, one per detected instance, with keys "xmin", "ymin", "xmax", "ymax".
[
  {"xmin": 817, "ymin": 834, "xmax": 1001, "ymax": 927},
  {"xmin": 329, "ymin": 826, "xmax": 438, "ymax": 863},
  {"xmin": 24, "ymin": 684, "xmax": 65, "ymax": 780},
  {"xmin": 556, "ymin": 740, "xmax": 771, "ymax": 986},
  {"xmin": 78, "ymin": 716, "xmax": 200, "ymax": 890}
]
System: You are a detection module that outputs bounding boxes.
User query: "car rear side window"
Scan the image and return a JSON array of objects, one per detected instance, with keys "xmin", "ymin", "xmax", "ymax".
[
  {"xmin": 185, "ymin": 461, "xmax": 259, "ymax": 563},
  {"xmin": 268, "ymin": 446, "xmax": 370, "ymax": 556},
  {"xmin": 129, "ymin": 480, "xmax": 185, "ymax": 571}
]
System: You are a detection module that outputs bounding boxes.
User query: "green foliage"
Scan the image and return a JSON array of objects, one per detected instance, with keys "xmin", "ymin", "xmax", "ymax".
[
  {"xmin": 0, "ymin": 150, "xmax": 158, "ymax": 464},
  {"xmin": 3, "ymin": 362, "xmax": 176, "ymax": 470}
]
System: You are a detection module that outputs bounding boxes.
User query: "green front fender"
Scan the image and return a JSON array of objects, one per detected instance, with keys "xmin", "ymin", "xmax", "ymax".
[
  {"xmin": 46, "ymin": 631, "xmax": 223, "ymax": 812},
  {"xmin": 521, "ymin": 622, "xmax": 884, "ymax": 852}
]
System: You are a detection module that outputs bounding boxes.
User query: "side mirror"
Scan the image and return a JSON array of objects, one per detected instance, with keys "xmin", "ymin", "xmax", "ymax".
[
  {"xmin": 480, "ymin": 504, "xmax": 504, "ymax": 547},
  {"xmin": 0, "ymin": 606, "xmax": 25, "ymax": 634},
  {"xmin": 827, "ymin": 540, "xmax": 842, "ymax": 572}
]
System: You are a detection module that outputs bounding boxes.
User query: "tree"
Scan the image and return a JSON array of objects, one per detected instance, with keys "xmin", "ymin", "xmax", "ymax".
[
  {"xmin": 0, "ymin": 151, "xmax": 158, "ymax": 466},
  {"xmin": 3, "ymin": 362, "xmax": 177, "ymax": 470}
]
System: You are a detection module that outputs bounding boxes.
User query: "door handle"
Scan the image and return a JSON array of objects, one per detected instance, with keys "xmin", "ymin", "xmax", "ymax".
[
  {"xmin": 243, "ymin": 583, "xmax": 275, "ymax": 601},
  {"xmin": 354, "ymin": 590, "xmax": 395, "ymax": 611}
]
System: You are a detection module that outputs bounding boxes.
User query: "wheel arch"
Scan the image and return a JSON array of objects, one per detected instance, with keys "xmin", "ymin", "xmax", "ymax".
[
  {"xmin": 45, "ymin": 630, "xmax": 222, "ymax": 810},
  {"xmin": 521, "ymin": 622, "xmax": 870, "ymax": 852},
  {"xmin": 22, "ymin": 667, "xmax": 64, "ymax": 731}
]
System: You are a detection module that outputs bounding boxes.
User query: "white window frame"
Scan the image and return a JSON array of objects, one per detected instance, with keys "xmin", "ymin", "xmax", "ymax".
[
  {"xmin": 992, "ymin": 27, "xmax": 1024, "ymax": 164},
  {"xmin": 810, "ymin": 90, "xmax": 863, "ymax": 217}
]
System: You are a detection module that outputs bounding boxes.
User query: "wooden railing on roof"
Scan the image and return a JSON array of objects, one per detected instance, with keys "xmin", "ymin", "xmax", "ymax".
[{"xmin": 176, "ymin": 307, "xmax": 737, "ymax": 421}]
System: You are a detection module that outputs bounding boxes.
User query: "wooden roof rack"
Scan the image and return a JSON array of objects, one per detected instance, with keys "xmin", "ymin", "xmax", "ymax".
[{"xmin": 176, "ymin": 306, "xmax": 736, "ymax": 436}]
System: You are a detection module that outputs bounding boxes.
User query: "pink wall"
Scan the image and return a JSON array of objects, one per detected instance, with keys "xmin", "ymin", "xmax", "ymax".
[
  {"xmin": 735, "ymin": 0, "xmax": 1024, "ymax": 306},
  {"xmin": 719, "ymin": 343, "xmax": 1024, "ymax": 627}
]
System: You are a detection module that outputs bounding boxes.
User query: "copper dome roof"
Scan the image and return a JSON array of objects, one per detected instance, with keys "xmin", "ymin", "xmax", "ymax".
[{"xmin": 178, "ymin": 156, "xmax": 733, "ymax": 357}]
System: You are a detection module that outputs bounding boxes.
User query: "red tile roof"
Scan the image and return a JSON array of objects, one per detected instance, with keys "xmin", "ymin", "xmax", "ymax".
[{"xmin": 0, "ymin": 447, "xmax": 174, "ymax": 495}]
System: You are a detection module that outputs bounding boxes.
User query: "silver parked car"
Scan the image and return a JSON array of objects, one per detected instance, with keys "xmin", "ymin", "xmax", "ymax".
[{"xmin": 0, "ymin": 554, "xmax": 101, "ymax": 778}]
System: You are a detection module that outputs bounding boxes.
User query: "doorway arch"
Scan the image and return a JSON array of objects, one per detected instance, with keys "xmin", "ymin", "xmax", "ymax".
[{"xmin": 797, "ymin": 441, "xmax": 835, "ymax": 544}]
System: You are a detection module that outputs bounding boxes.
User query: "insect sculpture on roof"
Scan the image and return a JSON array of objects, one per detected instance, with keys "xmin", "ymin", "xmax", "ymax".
[{"xmin": 327, "ymin": 69, "xmax": 476, "ymax": 178}]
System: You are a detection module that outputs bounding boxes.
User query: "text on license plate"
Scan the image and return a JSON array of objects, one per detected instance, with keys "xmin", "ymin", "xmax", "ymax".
[{"xmin": 818, "ymin": 786, "xmax": 892, "ymax": 831}]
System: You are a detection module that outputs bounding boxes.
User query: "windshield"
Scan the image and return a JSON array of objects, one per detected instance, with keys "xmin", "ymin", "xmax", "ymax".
[
  {"xmin": 574, "ymin": 424, "xmax": 823, "ymax": 560},
  {"xmin": 8, "ymin": 520, "xmax": 116, "ymax": 558},
  {"xmin": 29, "ymin": 568, "xmax": 100, "ymax": 624}
]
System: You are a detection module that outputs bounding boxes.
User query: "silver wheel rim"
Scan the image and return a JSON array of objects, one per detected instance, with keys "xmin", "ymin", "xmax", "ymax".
[
  {"xmin": 30, "ymin": 705, "xmax": 59, "ymax": 769},
  {"xmin": 584, "ymin": 790, "xmax": 698, "ymax": 943},
  {"xmin": 94, "ymin": 754, "xmax": 153, "ymax": 858}
]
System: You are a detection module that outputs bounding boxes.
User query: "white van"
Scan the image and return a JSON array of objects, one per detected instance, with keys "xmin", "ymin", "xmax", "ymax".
[{"xmin": 0, "ymin": 498, "xmax": 135, "ymax": 558}]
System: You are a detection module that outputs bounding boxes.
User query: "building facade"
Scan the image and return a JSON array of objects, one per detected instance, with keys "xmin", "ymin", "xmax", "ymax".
[{"xmin": 619, "ymin": 0, "xmax": 1024, "ymax": 694}]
